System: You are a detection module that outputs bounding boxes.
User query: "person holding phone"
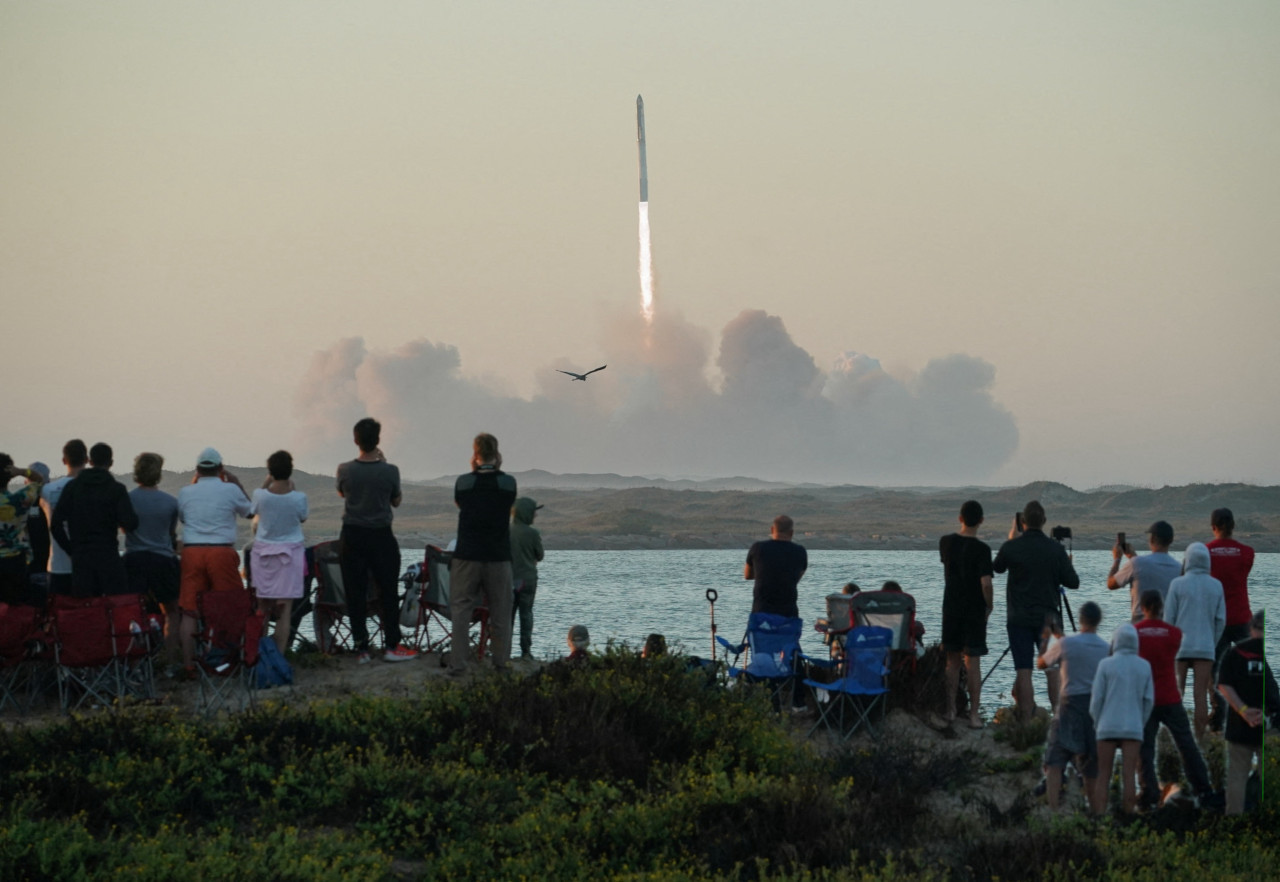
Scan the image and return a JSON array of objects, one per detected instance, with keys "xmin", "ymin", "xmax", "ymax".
[{"xmin": 1107, "ymin": 521, "xmax": 1181, "ymax": 622}]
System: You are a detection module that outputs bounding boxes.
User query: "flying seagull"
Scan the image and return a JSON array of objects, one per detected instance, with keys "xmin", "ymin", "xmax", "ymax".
[{"xmin": 557, "ymin": 365, "xmax": 607, "ymax": 381}]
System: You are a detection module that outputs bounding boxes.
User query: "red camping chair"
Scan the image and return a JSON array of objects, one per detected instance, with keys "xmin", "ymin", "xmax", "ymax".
[
  {"xmin": 0, "ymin": 603, "xmax": 49, "ymax": 714},
  {"xmin": 106, "ymin": 593, "xmax": 160, "ymax": 701},
  {"xmin": 50, "ymin": 596, "xmax": 120, "ymax": 712},
  {"xmin": 401, "ymin": 545, "xmax": 490, "ymax": 661},
  {"xmin": 309, "ymin": 540, "xmax": 383, "ymax": 654},
  {"xmin": 195, "ymin": 589, "xmax": 263, "ymax": 715}
]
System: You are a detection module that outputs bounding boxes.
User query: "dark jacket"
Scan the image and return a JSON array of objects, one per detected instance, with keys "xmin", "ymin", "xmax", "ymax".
[
  {"xmin": 509, "ymin": 497, "xmax": 544, "ymax": 586},
  {"xmin": 993, "ymin": 528, "xmax": 1079, "ymax": 629},
  {"xmin": 50, "ymin": 468, "xmax": 138, "ymax": 555}
]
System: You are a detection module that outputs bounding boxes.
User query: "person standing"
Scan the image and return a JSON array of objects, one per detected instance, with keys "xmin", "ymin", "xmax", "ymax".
[
  {"xmin": 1206, "ymin": 508, "xmax": 1255, "ymax": 732},
  {"xmin": 124, "ymin": 452, "xmax": 181, "ymax": 663},
  {"xmin": 49, "ymin": 442, "xmax": 138, "ymax": 597},
  {"xmin": 1132, "ymin": 590, "xmax": 1215, "ymax": 810},
  {"xmin": 0, "ymin": 454, "xmax": 45, "ymax": 605},
  {"xmin": 1037, "ymin": 601, "xmax": 1109, "ymax": 812},
  {"xmin": 1107, "ymin": 520, "xmax": 1182, "ymax": 622},
  {"xmin": 250, "ymin": 450, "xmax": 308, "ymax": 655},
  {"xmin": 509, "ymin": 496, "xmax": 544, "ymax": 661},
  {"xmin": 1216, "ymin": 610, "xmax": 1279, "ymax": 815},
  {"xmin": 744, "ymin": 515, "xmax": 808, "ymax": 619},
  {"xmin": 450, "ymin": 433, "xmax": 517, "ymax": 674},
  {"xmin": 177, "ymin": 447, "xmax": 252, "ymax": 670},
  {"xmin": 1091, "ymin": 623, "xmax": 1155, "ymax": 815},
  {"xmin": 40, "ymin": 439, "xmax": 88, "ymax": 596},
  {"xmin": 337, "ymin": 418, "xmax": 415, "ymax": 664},
  {"xmin": 939, "ymin": 500, "xmax": 994, "ymax": 728},
  {"xmin": 1165, "ymin": 542, "xmax": 1226, "ymax": 737},
  {"xmin": 993, "ymin": 501, "xmax": 1080, "ymax": 720}
]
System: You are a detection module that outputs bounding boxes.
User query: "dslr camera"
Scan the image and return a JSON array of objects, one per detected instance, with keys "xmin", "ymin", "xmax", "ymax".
[{"xmin": 1051, "ymin": 526, "xmax": 1072, "ymax": 542}]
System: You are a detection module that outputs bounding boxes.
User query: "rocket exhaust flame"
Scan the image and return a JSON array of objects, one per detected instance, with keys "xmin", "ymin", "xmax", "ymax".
[{"xmin": 638, "ymin": 202, "xmax": 654, "ymax": 323}]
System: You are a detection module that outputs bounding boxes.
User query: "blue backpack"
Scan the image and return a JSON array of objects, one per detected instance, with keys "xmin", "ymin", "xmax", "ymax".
[{"xmin": 255, "ymin": 637, "xmax": 294, "ymax": 689}]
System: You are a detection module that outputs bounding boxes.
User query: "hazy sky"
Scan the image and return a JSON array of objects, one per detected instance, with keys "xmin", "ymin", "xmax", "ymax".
[{"xmin": 5, "ymin": 2, "xmax": 1278, "ymax": 487}]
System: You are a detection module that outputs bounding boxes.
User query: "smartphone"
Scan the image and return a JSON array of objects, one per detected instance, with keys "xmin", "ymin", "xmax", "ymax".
[
  {"xmin": 1117, "ymin": 531, "xmax": 1126, "ymax": 550},
  {"xmin": 1015, "ymin": 511, "xmax": 1025, "ymax": 532}
]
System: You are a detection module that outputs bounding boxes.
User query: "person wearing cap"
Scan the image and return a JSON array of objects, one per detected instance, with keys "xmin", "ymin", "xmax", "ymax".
[
  {"xmin": 1107, "ymin": 520, "xmax": 1181, "ymax": 622},
  {"xmin": 49, "ymin": 442, "xmax": 138, "ymax": 597},
  {"xmin": 176, "ymin": 447, "xmax": 252, "ymax": 669},
  {"xmin": 509, "ymin": 496, "xmax": 544, "ymax": 661},
  {"xmin": 1216, "ymin": 609, "xmax": 1279, "ymax": 815},
  {"xmin": 40, "ymin": 439, "xmax": 88, "ymax": 596},
  {"xmin": 0, "ymin": 453, "xmax": 46, "ymax": 605},
  {"xmin": 1164, "ymin": 542, "xmax": 1226, "ymax": 737},
  {"xmin": 1205, "ymin": 507, "xmax": 1255, "ymax": 732}
]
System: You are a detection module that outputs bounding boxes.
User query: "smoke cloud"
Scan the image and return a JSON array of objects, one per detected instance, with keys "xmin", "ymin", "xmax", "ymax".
[{"xmin": 293, "ymin": 309, "xmax": 1018, "ymax": 483}]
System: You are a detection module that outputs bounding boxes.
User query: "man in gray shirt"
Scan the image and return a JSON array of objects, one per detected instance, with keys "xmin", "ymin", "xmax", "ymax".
[
  {"xmin": 1107, "ymin": 520, "xmax": 1182, "ymax": 622},
  {"xmin": 336, "ymin": 417, "xmax": 416, "ymax": 664}
]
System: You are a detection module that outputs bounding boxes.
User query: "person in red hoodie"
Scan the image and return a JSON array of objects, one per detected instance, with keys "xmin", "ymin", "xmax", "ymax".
[
  {"xmin": 1206, "ymin": 508, "xmax": 1255, "ymax": 732},
  {"xmin": 1133, "ymin": 590, "xmax": 1215, "ymax": 810}
]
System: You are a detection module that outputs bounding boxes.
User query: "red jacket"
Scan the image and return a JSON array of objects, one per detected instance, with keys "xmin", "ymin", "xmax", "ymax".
[
  {"xmin": 1206, "ymin": 538, "xmax": 1254, "ymax": 626},
  {"xmin": 1134, "ymin": 618, "xmax": 1181, "ymax": 707}
]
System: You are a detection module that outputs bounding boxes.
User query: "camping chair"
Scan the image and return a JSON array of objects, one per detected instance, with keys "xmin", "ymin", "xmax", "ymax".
[
  {"xmin": 309, "ymin": 540, "xmax": 383, "ymax": 654},
  {"xmin": 106, "ymin": 593, "xmax": 160, "ymax": 701},
  {"xmin": 814, "ymin": 593, "xmax": 857, "ymax": 660},
  {"xmin": 401, "ymin": 545, "xmax": 490, "ymax": 661},
  {"xmin": 802, "ymin": 625, "xmax": 892, "ymax": 741},
  {"xmin": 716, "ymin": 613, "xmax": 804, "ymax": 710},
  {"xmin": 195, "ymin": 589, "xmax": 264, "ymax": 715},
  {"xmin": 0, "ymin": 602, "xmax": 48, "ymax": 714},
  {"xmin": 50, "ymin": 596, "xmax": 121, "ymax": 712},
  {"xmin": 851, "ymin": 590, "xmax": 918, "ymax": 672}
]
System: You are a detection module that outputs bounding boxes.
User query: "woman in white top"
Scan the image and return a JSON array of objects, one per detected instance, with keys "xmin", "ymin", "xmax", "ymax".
[{"xmin": 249, "ymin": 450, "xmax": 308, "ymax": 653}]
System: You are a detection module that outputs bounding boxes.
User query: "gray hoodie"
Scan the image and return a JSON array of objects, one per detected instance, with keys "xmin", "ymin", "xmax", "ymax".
[
  {"xmin": 1164, "ymin": 542, "xmax": 1226, "ymax": 661},
  {"xmin": 1090, "ymin": 623, "xmax": 1154, "ymax": 742}
]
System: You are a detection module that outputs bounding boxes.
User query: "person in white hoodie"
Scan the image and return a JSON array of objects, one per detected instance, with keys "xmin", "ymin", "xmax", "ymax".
[
  {"xmin": 1164, "ymin": 542, "xmax": 1226, "ymax": 737},
  {"xmin": 1091, "ymin": 623, "xmax": 1154, "ymax": 814}
]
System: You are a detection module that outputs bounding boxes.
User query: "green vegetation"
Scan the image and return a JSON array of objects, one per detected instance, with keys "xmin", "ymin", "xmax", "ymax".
[{"xmin": 2, "ymin": 652, "xmax": 1277, "ymax": 880}]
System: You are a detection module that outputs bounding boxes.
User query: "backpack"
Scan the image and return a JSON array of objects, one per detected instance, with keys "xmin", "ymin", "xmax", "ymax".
[{"xmin": 255, "ymin": 636, "xmax": 294, "ymax": 688}]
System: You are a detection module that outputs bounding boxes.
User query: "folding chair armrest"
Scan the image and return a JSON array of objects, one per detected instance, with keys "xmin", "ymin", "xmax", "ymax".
[
  {"xmin": 798, "ymin": 652, "xmax": 837, "ymax": 670},
  {"xmin": 715, "ymin": 636, "xmax": 745, "ymax": 654}
]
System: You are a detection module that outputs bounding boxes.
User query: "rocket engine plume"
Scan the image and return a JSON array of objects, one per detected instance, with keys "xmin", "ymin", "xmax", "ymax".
[{"xmin": 637, "ymin": 94, "xmax": 654, "ymax": 324}]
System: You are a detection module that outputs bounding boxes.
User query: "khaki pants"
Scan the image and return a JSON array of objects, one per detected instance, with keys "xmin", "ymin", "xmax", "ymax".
[
  {"xmin": 1226, "ymin": 740, "xmax": 1259, "ymax": 815},
  {"xmin": 449, "ymin": 559, "xmax": 513, "ymax": 671}
]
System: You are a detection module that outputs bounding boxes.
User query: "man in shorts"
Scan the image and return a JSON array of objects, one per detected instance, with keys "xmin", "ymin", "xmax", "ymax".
[
  {"xmin": 939, "ymin": 500, "xmax": 993, "ymax": 728},
  {"xmin": 176, "ymin": 447, "xmax": 251, "ymax": 670},
  {"xmin": 1216, "ymin": 609, "xmax": 1279, "ymax": 815},
  {"xmin": 1038, "ymin": 601, "xmax": 1108, "ymax": 812},
  {"xmin": 993, "ymin": 500, "xmax": 1080, "ymax": 720}
]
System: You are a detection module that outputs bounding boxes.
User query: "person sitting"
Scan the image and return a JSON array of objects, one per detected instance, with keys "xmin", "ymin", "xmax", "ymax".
[
  {"xmin": 642, "ymin": 632, "xmax": 666, "ymax": 659},
  {"xmin": 880, "ymin": 580, "xmax": 927, "ymax": 645},
  {"xmin": 566, "ymin": 624, "xmax": 590, "ymax": 663}
]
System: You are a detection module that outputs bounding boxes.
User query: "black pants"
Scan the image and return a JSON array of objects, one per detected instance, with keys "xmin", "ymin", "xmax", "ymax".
[
  {"xmin": 1140, "ymin": 702, "xmax": 1213, "ymax": 803},
  {"xmin": 70, "ymin": 548, "xmax": 130, "ymax": 597},
  {"xmin": 1211, "ymin": 623, "xmax": 1252, "ymax": 728},
  {"xmin": 339, "ymin": 525, "xmax": 402, "ymax": 651}
]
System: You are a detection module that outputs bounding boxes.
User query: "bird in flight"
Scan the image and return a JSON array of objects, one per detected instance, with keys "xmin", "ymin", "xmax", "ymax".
[{"xmin": 557, "ymin": 365, "xmax": 607, "ymax": 381}]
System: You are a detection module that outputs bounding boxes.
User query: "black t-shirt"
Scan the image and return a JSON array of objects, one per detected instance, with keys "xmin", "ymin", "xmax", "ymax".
[
  {"xmin": 1217, "ymin": 636, "xmax": 1280, "ymax": 747},
  {"xmin": 746, "ymin": 539, "xmax": 807, "ymax": 618},
  {"xmin": 939, "ymin": 533, "xmax": 993, "ymax": 615},
  {"xmin": 992, "ymin": 529, "xmax": 1080, "ymax": 629},
  {"xmin": 453, "ymin": 468, "xmax": 518, "ymax": 562}
]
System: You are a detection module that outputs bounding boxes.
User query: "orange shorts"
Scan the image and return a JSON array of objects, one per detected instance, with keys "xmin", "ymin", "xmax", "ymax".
[{"xmin": 179, "ymin": 545, "xmax": 245, "ymax": 612}]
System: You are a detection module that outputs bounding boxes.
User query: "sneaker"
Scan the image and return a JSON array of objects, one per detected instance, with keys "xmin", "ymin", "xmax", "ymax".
[
  {"xmin": 356, "ymin": 651, "xmax": 371, "ymax": 665},
  {"xmin": 384, "ymin": 645, "xmax": 418, "ymax": 663}
]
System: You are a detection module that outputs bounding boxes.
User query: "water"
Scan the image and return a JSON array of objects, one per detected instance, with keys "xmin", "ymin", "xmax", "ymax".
[{"xmin": 321, "ymin": 548, "xmax": 1279, "ymax": 711}]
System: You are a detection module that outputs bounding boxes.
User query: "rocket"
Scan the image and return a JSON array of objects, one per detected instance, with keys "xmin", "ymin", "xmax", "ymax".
[{"xmin": 637, "ymin": 94, "xmax": 648, "ymax": 203}]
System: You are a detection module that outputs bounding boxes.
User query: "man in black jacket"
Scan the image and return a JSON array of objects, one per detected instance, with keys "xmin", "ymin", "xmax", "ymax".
[
  {"xmin": 50, "ymin": 442, "xmax": 138, "ymax": 597},
  {"xmin": 993, "ymin": 500, "xmax": 1079, "ymax": 720}
]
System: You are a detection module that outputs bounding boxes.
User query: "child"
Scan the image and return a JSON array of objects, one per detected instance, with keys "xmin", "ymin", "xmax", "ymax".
[
  {"xmin": 567, "ymin": 624, "xmax": 590, "ymax": 663},
  {"xmin": 1090, "ymin": 623, "xmax": 1155, "ymax": 814}
]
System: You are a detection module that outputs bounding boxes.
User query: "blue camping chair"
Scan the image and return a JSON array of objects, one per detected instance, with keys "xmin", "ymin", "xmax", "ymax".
[
  {"xmin": 716, "ymin": 612, "xmax": 804, "ymax": 709},
  {"xmin": 802, "ymin": 625, "xmax": 892, "ymax": 741}
]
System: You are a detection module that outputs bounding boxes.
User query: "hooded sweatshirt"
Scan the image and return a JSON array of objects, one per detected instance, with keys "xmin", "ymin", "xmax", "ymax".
[
  {"xmin": 1164, "ymin": 543, "xmax": 1226, "ymax": 661},
  {"xmin": 49, "ymin": 467, "xmax": 138, "ymax": 555},
  {"xmin": 509, "ymin": 497, "xmax": 544, "ymax": 587},
  {"xmin": 1090, "ymin": 624, "xmax": 1154, "ymax": 742}
]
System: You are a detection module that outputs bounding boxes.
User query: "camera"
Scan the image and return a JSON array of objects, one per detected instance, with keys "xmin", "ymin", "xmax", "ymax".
[{"xmin": 1051, "ymin": 526, "xmax": 1072, "ymax": 542}]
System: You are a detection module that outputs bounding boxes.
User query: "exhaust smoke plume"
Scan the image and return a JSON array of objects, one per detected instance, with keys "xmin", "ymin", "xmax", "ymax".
[
  {"xmin": 638, "ymin": 202, "xmax": 655, "ymax": 323},
  {"xmin": 293, "ymin": 309, "xmax": 1018, "ymax": 484}
]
